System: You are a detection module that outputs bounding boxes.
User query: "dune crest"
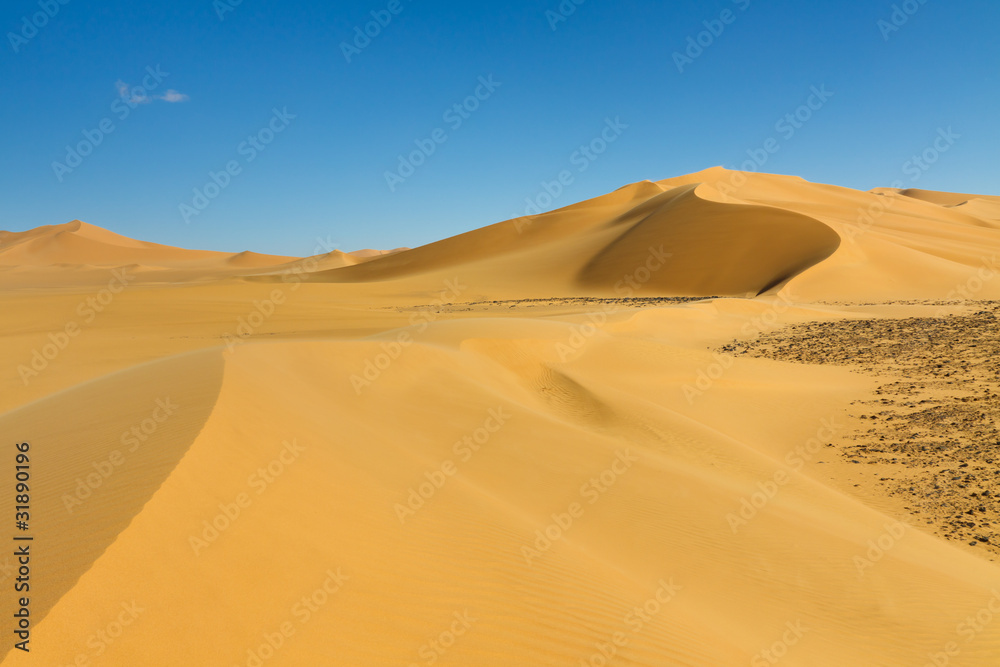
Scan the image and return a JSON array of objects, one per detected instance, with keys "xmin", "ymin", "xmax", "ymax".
[{"xmin": 5, "ymin": 171, "xmax": 1000, "ymax": 302}]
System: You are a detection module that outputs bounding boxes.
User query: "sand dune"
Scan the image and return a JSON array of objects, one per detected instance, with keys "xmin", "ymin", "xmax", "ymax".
[
  {"xmin": 950, "ymin": 198, "xmax": 1000, "ymax": 222},
  {"xmin": 0, "ymin": 220, "xmax": 301, "ymax": 282},
  {"xmin": 0, "ymin": 220, "xmax": 219, "ymax": 267},
  {"xmin": 892, "ymin": 188, "xmax": 1000, "ymax": 207},
  {"xmin": 293, "ymin": 179, "xmax": 842, "ymax": 297},
  {"xmin": 349, "ymin": 248, "xmax": 411, "ymax": 259},
  {"xmin": 2, "ymin": 170, "xmax": 1000, "ymax": 665},
  {"xmin": 224, "ymin": 250, "xmax": 302, "ymax": 268},
  {"xmin": 7, "ymin": 170, "xmax": 999, "ymax": 301},
  {"xmin": 264, "ymin": 168, "xmax": 1000, "ymax": 303}
]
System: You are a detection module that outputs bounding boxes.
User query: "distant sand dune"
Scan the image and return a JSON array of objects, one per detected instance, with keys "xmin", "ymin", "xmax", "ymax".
[
  {"xmin": 0, "ymin": 220, "xmax": 223, "ymax": 267},
  {"xmin": 5, "ymin": 171, "xmax": 1000, "ymax": 302},
  {"xmin": 895, "ymin": 187, "xmax": 1000, "ymax": 207}
]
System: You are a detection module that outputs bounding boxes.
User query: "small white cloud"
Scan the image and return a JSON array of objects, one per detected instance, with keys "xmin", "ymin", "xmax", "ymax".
[
  {"xmin": 116, "ymin": 79, "xmax": 151, "ymax": 104},
  {"xmin": 115, "ymin": 80, "xmax": 188, "ymax": 105},
  {"xmin": 157, "ymin": 89, "xmax": 189, "ymax": 103}
]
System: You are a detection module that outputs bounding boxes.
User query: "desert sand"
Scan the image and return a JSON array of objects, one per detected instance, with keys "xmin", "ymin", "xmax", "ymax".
[{"xmin": 2, "ymin": 168, "xmax": 1000, "ymax": 665}]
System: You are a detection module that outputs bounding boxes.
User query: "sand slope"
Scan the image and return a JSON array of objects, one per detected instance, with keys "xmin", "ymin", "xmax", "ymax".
[{"xmin": 3, "ymin": 306, "xmax": 1000, "ymax": 665}]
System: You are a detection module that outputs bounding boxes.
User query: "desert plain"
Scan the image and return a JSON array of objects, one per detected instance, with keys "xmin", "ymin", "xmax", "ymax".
[{"xmin": 2, "ymin": 167, "xmax": 1000, "ymax": 665}]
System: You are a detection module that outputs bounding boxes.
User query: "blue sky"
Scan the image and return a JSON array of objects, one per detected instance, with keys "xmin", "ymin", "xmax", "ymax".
[{"xmin": 1, "ymin": 0, "xmax": 997, "ymax": 255}]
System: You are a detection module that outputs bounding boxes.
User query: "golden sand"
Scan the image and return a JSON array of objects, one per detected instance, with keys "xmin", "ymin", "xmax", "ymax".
[{"xmin": 2, "ymin": 169, "xmax": 999, "ymax": 665}]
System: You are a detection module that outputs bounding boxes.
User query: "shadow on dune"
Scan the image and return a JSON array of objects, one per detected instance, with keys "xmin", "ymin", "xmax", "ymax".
[
  {"xmin": 577, "ymin": 186, "xmax": 841, "ymax": 297},
  {"xmin": 0, "ymin": 350, "xmax": 224, "ymax": 661}
]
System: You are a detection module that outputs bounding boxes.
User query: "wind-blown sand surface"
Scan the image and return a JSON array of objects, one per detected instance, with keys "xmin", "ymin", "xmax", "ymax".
[{"xmin": 2, "ymin": 169, "xmax": 1000, "ymax": 665}]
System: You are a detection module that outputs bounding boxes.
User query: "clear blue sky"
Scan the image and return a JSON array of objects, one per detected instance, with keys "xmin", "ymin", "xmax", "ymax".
[{"xmin": 2, "ymin": 0, "xmax": 997, "ymax": 255}]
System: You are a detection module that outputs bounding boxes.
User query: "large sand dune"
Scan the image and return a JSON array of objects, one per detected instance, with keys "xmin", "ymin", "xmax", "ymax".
[{"xmin": 2, "ymin": 170, "xmax": 1000, "ymax": 665}]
